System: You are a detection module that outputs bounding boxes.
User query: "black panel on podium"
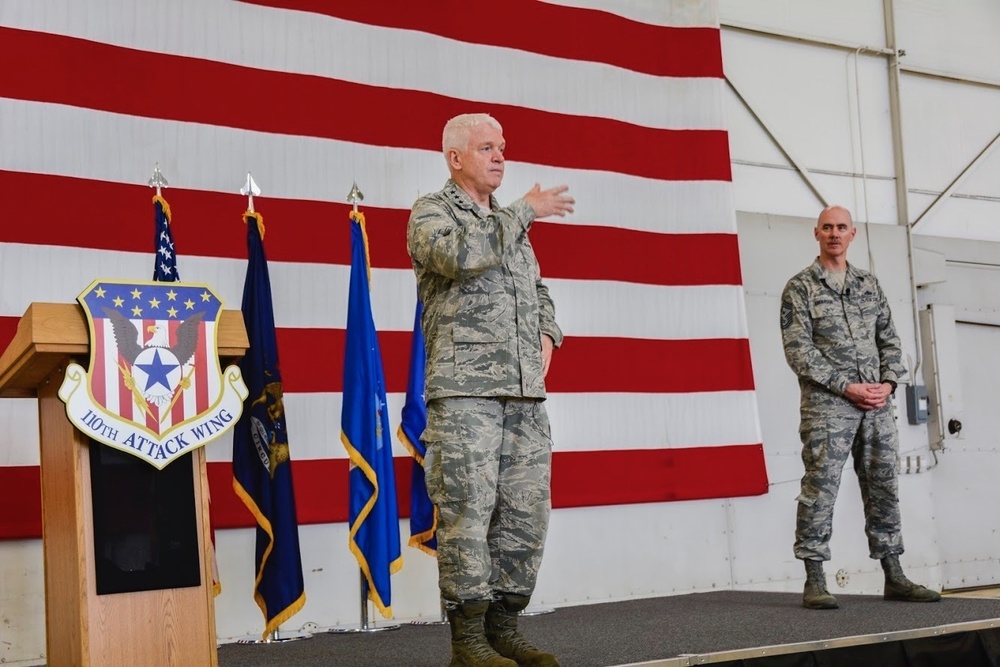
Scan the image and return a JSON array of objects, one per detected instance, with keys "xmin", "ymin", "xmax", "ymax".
[{"xmin": 89, "ymin": 442, "xmax": 201, "ymax": 595}]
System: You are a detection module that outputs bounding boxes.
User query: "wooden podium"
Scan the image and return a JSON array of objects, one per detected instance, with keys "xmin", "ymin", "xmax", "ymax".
[{"xmin": 0, "ymin": 303, "xmax": 248, "ymax": 667}]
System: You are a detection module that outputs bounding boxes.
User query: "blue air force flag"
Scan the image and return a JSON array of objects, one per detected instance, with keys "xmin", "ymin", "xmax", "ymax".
[
  {"xmin": 398, "ymin": 298, "xmax": 436, "ymax": 555},
  {"xmin": 341, "ymin": 211, "xmax": 403, "ymax": 618}
]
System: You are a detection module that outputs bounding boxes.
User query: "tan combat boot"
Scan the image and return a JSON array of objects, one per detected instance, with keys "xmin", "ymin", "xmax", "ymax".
[
  {"xmin": 803, "ymin": 559, "xmax": 838, "ymax": 609},
  {"xmin": 447, "ymin": 599, "xmax": 518, "ymax": 667},
  {"xmin": 881, "ymin": 555, "xmax": 941, "ymax": 602},
  {"xmin": 485, "ymin": 593, "xmax": 561, "ymax": 667}
]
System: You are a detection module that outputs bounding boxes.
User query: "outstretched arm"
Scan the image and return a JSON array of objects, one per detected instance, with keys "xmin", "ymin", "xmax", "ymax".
[{"xmin": 407, "ymin": 197, "xmax": 535, "ymax": 280}]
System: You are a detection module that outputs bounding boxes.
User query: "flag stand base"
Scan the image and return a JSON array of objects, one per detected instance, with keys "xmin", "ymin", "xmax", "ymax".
[
  {"xmin": 521, "ymin": 606, "xmax": 556, "ymax": 617},
  {"xmin": 410, "ymin": 599, "xmax": 447, "ymax": 626},
  {"xmin": 328, "ymin": 623, "xmax": 401, "ymax": 634},
  {"xmin": 236, "ymin": 629, "xmax": 313, "ymax": 644},
  {"xmin": 329, "ymin": 571, "xmax": 401, "ymax": 634}
]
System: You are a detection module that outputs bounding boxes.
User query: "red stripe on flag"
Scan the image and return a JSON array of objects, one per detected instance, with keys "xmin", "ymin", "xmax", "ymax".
[
  {"xmin": 234, "ymin": 0, "xmax": 725, "ymax": 79},
  {"xmin": 0, "ymin": 319, "xmax": 755, "ymax": 394},
  {"xmin": 195, "ymin": 324, "xmax": 210, "ymax": 414},
  {"xmin": 118, "ymin": 352, "xmax": 133, "ymax": 421},
  {"xmin": 105, "ymin": 318, "xmax": 134, "ymax": 423},
  {"xmin": 141, "ymin": 319, "xmax": 159, "ymax": 432},
  {"xmin": 551, "ymin": 445, "xmax": 769, "ymax": 506},
  {"xmin": 529, "ymin": 224, "xmax": 743, "ymax": 287},
  {"xmin": 0, "ymin": 172, "xmax": 742, "ymax": 287},
  {"xmin": 0, "ymin": 28, "xmax": 731, "ymax": 182},
  {"xmin": 551, "ymin": 337, "xmax": 756, "ymax": 393},
  {"xmin": 92, "ymin": 318, "xmax": 106, "ymax": 407},
  {"xmin": 0, "ymin": 317, "xmax": 16, "ymax": 352},
  {"xmin": 270, "ymin": 329, "xmax": 756, "ymax": 394},
  {"xmin": 0, "ymin": 445, "xmax": 768, "ymax": 538},
  {"xmin": 0, "ymin": 466, "xmax": 43, "ymax": 539},
  {"xmin": 168, "ymin": 320, "xmax": 185, "ymax": 426}
]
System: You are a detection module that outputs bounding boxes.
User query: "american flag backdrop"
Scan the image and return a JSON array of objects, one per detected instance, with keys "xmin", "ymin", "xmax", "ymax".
[{"xmin": 0, "ymin": 0, "xmax": 767, "ymax": 541}]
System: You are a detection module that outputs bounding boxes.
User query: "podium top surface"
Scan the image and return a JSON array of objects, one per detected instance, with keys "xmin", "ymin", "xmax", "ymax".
[{"xmin": 0, "ymin": 303, "xmax": 249, "ymax": 398}]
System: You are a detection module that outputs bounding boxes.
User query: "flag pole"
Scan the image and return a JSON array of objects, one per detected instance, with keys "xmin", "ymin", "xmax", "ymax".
[
  {"xmin": 233, "ymin": 172, "xmax": 312, "ymax": 645},
  {"xmin": 347, "ymin": 180, "xmax": 363, "ymax": 214},
  {"xmin": 240, "ymin": 172, "xmax": 260, "ymax": 213},
  {"xmin": 148, "ymin": 163, "xmax": 168, "ymax": 196},
  {"xmin": 330, "ymin": 181, "xmax": 401, "ymax": 635}
]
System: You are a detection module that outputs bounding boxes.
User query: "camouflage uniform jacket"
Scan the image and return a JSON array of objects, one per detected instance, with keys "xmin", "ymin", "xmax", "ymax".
[
  {"xmin": 780, "ymin": 259, "xmax": 905, "ymax": 406},
  {"xmin": 407, "ymin": 180, "xmax": 563, "ymax": 401}
]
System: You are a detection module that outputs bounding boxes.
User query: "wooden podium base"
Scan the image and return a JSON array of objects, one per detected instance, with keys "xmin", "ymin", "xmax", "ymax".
[
  {"xmin": 0, "ymin": 303, "xmax": 248, "ymax": 667},
  {"xmin": 39, "ymin": 372, "xmax": 218, "ymax": 667}
]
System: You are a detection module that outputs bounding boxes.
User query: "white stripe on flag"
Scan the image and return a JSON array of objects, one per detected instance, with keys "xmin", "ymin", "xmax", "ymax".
[
  {"xmin": 0, "ymin": 243, "xmax": 748, "ymax": 341},
  {"xmin": 1, "ymin": 387, "xmax": 762, "ymax": 467},
  {"xmin": 0, "ymin": 99, "xmax": 737, "ymax": 235},
  {"xmin": 0, "ymin": 0, "xmax": 725, "ymax": 131}
]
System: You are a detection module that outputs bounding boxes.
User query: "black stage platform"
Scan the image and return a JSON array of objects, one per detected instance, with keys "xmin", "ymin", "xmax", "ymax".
[{"xmin": 216, "ymin": 590, "xmax": 1000, "ymax": 666}]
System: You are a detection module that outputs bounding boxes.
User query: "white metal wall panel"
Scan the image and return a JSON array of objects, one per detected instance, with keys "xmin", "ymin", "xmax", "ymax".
[
  {"xmin": 931, "ymin": 321, "xmax": 1000, "ymax": 590},
  {"xmin": 895, "ymin": 0, "xmax": 1000, "ymax": 83},
  {"xmin": 909, "ymin": 194, "xmax": 1000, "ymax": 243},
  {"xmin": 919, "ymin": 264, "xmax": 1000, "ymax": 328},
  {"xmin": 721, "ymin": 29, "xmax": 899, "ymax": 223},
  {"xmin": 719, "ymin": 0, "xmax": 886, "ymax": 48},
  {"xmin": 899, "ymin": 77, "xmax": 1000, "ymax": 192},
  {"xmin": 900, "ymin": 74, "xmax": 1000, "ymax": 240},
  {"xmin": 723, "ymin": 30, "xmax": 896, "ymax": 176},
  {"xmin": 911, "ymin": 238, "xmax": 1000, "ymax": 588}
]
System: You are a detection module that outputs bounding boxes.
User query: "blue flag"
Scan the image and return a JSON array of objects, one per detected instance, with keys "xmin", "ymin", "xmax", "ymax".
[
  {"xmin": 152, "ymin": 195, "xmax": 179, "ymax": 281},
  {"xmin": 397, "ymin": 298, "xmax": 437, "ymax": 555},
  {"xmin": 232, "ymin": 210, "xmax": 306, "ymax": 638},
  {"xmin": 342, "ymin": 210, "xmax": 403, "ymax": 618}
]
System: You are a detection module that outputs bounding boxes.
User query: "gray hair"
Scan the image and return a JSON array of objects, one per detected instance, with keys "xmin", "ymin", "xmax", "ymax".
[{"xmin": 442, "ymin": 113, "xmax": 503, "ymax": 158}]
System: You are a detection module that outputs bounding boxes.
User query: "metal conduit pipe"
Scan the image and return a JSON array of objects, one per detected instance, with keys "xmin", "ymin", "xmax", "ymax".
[{"xmin": 883, "ymin": 0, "xmax": 924, "ymax": 379}]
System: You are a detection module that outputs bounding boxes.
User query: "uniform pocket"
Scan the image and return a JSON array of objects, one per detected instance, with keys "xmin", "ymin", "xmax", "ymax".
[
  {"xmin": 810, "ymin": 301, "xmax": 842, "ymax": 337},
  {"xmin": 453, "ymin": 325, "xmax": 507, "ymax": 381},
  {"xmin": 453, "ymin": 324, "xmax": 506, "ymax": 344},
  {"xmin": 422, "ymin": 439, "xmax": 471, "ymax": 503},
  {"xmin": 422, "ymin": 401, "xmax": 476, "ymax": 503}
]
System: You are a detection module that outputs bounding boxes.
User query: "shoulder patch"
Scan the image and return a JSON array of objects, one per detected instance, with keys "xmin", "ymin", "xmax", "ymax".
[{"xmin": 780, "ymin": 298, "xmax": 794, "ymax": 330}]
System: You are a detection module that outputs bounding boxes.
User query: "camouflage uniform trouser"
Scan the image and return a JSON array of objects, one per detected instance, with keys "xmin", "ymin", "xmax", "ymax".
[
  {"xmin": 794, "ymin": 401, "xmax": 903, "ymax": 561},
  {"xmin": 422, "ymin": 396, "xmax": 552, "ymax": 602}
]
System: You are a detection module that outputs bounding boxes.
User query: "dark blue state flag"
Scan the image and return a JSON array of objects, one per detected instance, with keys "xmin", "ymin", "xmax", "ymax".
[
  {"xmin": 232, "ymin": 210, "xmax": 306, "ymax": 638},
  {"xmin": 342, "ymin": 210, "xmax": 403, "ymax": 618},
  {"xmin": 397, "ymin": 298, "xmax": 436, "ymax": 555}
]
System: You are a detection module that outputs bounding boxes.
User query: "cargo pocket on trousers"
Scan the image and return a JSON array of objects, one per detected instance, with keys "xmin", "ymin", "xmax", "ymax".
[
  {"xmin": 423, "ymin": 439, "xmax": 472, "ymax": 504},
  {"xmin": 795, "ymin": 492, "xmax": 818, "ymax": 507}
]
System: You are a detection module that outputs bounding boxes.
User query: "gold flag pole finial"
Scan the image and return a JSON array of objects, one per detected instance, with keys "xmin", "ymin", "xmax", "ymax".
[
  {"xmin": 148, "ymin": 163, "xmax": 169, "ymax": 197},
  {"xmin": 241, "ymin": 172, "xmax": 261, "ymax": 213},
  {"xmin": 346, "ymin": 181, "xmax": 364, "ymax": 213}
]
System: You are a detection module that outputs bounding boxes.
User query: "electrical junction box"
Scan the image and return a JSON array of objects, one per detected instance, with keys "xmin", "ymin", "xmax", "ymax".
[{"xmin": 906, "ymin": 385, "xmax": 929, "ymax": 425}]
